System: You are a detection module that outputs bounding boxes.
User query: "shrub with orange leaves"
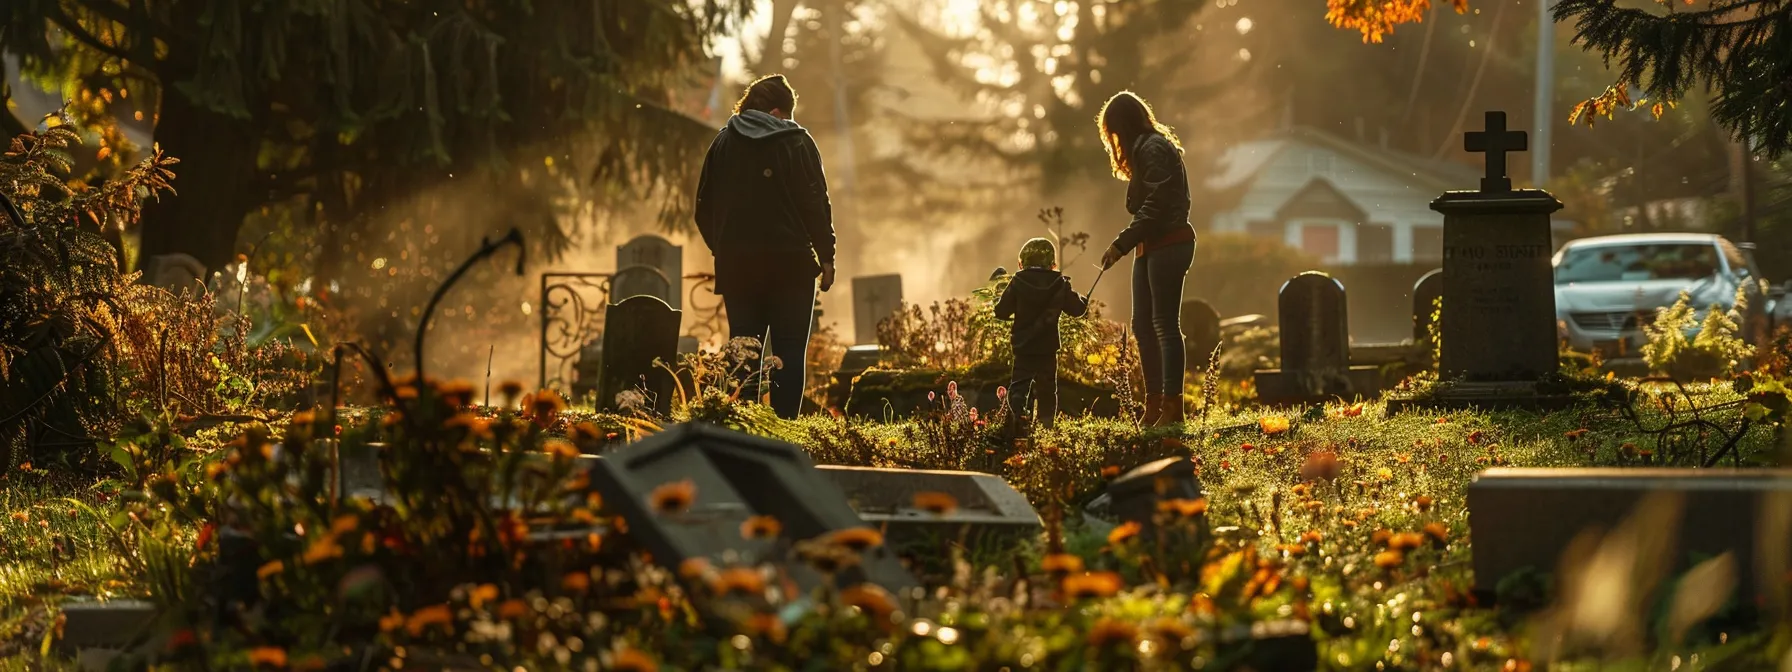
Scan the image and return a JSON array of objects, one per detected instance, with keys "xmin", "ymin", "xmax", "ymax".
[{"xmin": 1325, "ymin": 0, "xmax": 1468, "ymax": 43}]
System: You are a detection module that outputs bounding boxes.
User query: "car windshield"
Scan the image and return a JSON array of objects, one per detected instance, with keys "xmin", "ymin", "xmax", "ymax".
[{"xmin": 1554, "ymin": 243, "xmax": 1719, "ymax": 284}]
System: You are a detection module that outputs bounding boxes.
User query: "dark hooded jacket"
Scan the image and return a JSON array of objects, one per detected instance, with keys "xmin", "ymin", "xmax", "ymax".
[
  {"xmin": 1109, "ymin": 133, "xmax": 1195, "ymax": 256},
  {"xmin": 694, "ymin": 110, "xmax": 836, "ymax": 295},
  {"xmin": 995, "ymin": 268, "xmax": 1090, "ymax": 356}
]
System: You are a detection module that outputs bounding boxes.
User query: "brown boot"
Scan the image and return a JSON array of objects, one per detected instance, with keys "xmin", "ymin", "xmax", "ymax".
[
  {"xmin": 1141, "ymin": 393, "xmax": 1163, "ymax": 426},
  {"xmin": 1152, "ymin": 394, "xmax": 1186, "ymax": 429}
]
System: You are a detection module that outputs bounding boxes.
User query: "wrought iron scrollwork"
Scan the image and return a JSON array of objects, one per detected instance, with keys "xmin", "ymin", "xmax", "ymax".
[
  {"xmin": 538, "ymin": 272, "xmax": 615, "ymax": 393},
  {"xmin": 683, "ymin": 272, "xmax": 727, "ymax": 348}
]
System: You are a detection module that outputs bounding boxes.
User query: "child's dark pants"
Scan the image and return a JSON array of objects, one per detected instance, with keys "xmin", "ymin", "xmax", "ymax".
[{"xmin": 1009, "ymin": 353, "xmax": 1058, "ymax": 428}]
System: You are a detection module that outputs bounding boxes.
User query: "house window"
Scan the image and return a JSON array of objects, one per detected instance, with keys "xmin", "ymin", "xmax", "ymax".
[{"xmin": 1299, "ymin": 223, "xmax": 1341, "ymax": 261}]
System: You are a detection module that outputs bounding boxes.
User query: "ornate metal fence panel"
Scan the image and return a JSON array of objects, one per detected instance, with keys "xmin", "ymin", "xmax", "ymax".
[
  {"xmin": 684, "ymin": 273, "xmax": 727, "ymax": 347},
  {"xmin": 539, "ymin": 273, "xmax": 614, "ymax": 394}
]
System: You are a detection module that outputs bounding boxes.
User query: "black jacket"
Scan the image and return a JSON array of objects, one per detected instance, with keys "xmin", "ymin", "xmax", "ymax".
[
  {"xmin": 694, "ymin": 111, "xmax": 836, "ymax": 294},
  {"xmin": 994, "ymin": 268, "xmax": 1089, "ymax": 356},
  {"xmin": 1109, "ymin": 133, "xmax": 1194, "ymax": 253}
]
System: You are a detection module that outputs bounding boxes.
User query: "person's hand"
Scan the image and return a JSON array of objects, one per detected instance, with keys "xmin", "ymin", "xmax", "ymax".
[
  {"xmin": 819, "ymin": 263, "xmax": 836, "ymax": 292},
  {"xmin": 1100, "ymin": 244, "xmax": 1125, "ymax": 270}
]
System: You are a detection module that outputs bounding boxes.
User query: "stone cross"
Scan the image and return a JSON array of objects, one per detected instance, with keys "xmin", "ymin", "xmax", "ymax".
[
  {"xmin": 851, "ymin": 274, "xmax": 904, "ymax": 346},
  {"xmin": 1464, "ymin": 111, "xmax": 1527, "ymax": 194}
]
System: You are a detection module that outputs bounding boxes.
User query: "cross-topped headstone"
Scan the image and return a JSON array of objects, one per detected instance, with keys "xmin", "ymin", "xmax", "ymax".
[{"xmin": 1463, "ymin": 111, "xmax": 1527, "ymax": 193}]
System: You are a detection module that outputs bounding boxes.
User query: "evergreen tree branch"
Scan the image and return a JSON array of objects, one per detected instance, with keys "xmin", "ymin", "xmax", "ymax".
[{"xmin": 42, "ymin": 8, "xmax": 135, "ymax": 64}]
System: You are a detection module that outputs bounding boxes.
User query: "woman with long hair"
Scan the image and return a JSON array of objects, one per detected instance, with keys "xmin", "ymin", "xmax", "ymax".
[{"xmin": 1096, "ymin": 91, "xmax": 1195, "ymax": 428}]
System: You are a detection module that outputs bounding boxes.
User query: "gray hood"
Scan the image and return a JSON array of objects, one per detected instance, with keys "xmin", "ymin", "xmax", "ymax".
[{"xmin": 725, "ymin": 110, "xmax": 809, "ymax": 141}]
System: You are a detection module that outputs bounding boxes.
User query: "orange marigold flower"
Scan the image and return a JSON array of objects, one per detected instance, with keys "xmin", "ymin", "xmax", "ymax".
[
  {"xmin": 744, "ymin": 612, "xmax": 790, "ymax": 642},
  {"xmin": 1371, "ymin": 528, "xmax": 1393, "ymax": 546},
  {"xmin": 9, "ymin": 512, "xmax": 26, "ymax": 523},
  {"xmin": 648, "ymin": 479, "xmax": 697, "ymax": 515},
  {"xmin": 912, "ymin": 491, "xmax": 959, "ymax": 516},
  {"xmin": 1299, "ymin": 450, "xmax": 1341, "ymax": 483},
  {"xmin": 497, "ymin": 599, "xmax": 529, "ymax": 619},
  {"xmin": 522, "ymin": 389, "xmax": 567, "ymax": 425},
  {"xmin": 1149, "ymin": 616, "xmax": 1195, "ymax": 642},
  {"xmin": 1389, "ymin": 532, "xmax": 1425, "ymax": 551},
  {"xmin": 1062, "ymin": 571, "xmax": 1123, "ymax": 599},
  {"xmin": 247, "ymin": 646, "xmax": 288, "ymax": 668},
  {"xmin": 469, "ymin": 583, "xmax": 499, "ymax": 609},
  {"xmin": 1100, "ymin": 465, "xmax": 1122, "ymax": 478},
  {"xmin": 438, "ymin": 379, "xmax": 476, "ymax": 407},
  {"xmin": 497, "ymin": 380, "xmax": 526, "ymax": 402},
  {"xmin": 1040, "ymin": 553, "xmax": 1085, "ymax": 575},
  {"xmin": 1373, "ymin": 550, "xmax": 1405, "ymax": 569},
  {"xmin": 301, "ymin": 536, "xmax": 343, "ymax": 565},
  {"xmin": 404, "ymin": 604, "xmax": 454, "ymax": 637},
  {"xmin": 1157, "ymin": 497, "xmax": 1208, "ymax": 518},
  {"xmin": 709, "ymin": 567, "xmax": 766, "ymax": 596},
  {"xmin": 1299, "ymin": 530, "xmax": 1324, "ymax": 544},
  {"xmin": 1107, "ymin": 521, "xmax": 1142, "ymax": 545},
  {"xmin": 1414, "ymin": 495, "xmax": 1434, "ymax": 512},
  {"xmin": 839, "ymin": 583, "xmax": 897, "ymax": 619},
  {"xmin": 542, "ymin": 438, "xmax": 579, "ymax": 461},
  {"xmin": 825, "ymin": 527, "xmax": 885, "ymax": 552},
  {"xmin": 679, "ymin": 557, "xmax": 714, "ymax": 579},
  {"xmin": 257, "ymin": 560, "xmax": 284, "ymax": 580},
  {"xmin": 1424, "ymin": 522, "xmax": 1450, "ymax": 544},
  {"xmin": 561, "ymin": 571, "xmax": 591, "ymax": 592},
  {"xmin": 378, "ymin": 609, "xmax": 405, "ymax": 633},
  {"xmin": 796, "ymin": 540, "xmax": 861, "ymax": 574},
  {"xmin": 1086, "ymin": 617, "xmax": 1139, "ymax": 648},
  {"xmin": 611, "ymin": 648, "xmax": 659, "ymax": 672},
  {"xmin": 740, "ymin": 515, "xmax": 781, "ymax": 540},
  {"xmin": 330, "ymin": 514, "xmax": 360, "ymax": 535}
]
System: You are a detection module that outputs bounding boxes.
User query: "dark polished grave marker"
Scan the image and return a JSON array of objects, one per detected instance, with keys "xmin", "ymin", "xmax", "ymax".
[
  {"xmin": 1182, "ymin": 298, "xmax": 1223, "ymax": 369},
  {"xmin": 588, "ymin": 423, "xmax": 917, "ymax": 597},
  {"xmin": 1252, "ymin": 272, "xmax": 1382, "ymax": 404},
  {"xmin": 816, "ymin": 465, "xmax": 1041, "ymax": 551},
  {"xmin": 597, "ymin": 295, "xmax": 681, "ymax": 414}
]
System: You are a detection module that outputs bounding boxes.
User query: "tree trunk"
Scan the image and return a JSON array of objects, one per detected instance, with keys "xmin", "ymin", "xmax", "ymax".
[
  {"xmin": 755, "ymin": 0, "xmax": 800, "ymax": 75},
  {"xmin": 134, "ymin": 89, "xmax": 262, "ymax": 273}
]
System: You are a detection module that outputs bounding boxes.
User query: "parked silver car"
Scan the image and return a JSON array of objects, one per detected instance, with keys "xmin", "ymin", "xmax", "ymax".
[{"xmin": 1552, "ymin": 233, "xmax": 1771, "ymax": 358}]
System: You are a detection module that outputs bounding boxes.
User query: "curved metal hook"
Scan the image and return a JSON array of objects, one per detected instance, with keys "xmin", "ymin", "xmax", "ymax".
[
  {"xmin": 0, "ymin": 187, "xmax": 26, "ymax": 229},
  {"xmin": 413, "ymin": 227, "xmax": 525, "ymax": 383}
]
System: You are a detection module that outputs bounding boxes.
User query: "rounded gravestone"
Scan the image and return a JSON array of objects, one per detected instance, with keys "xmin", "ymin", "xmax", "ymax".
[
  {"xmin": 1278, "ymin": 272, "xmax": 1349, "ymax": 374},
  {"xmin": 1181, "ymin": 298, "xmax": 1223, "ymax": 369},
  {"xmin": 611, "ymin": 265, "xmax": 674, "ymax": 305},
  {"xmin": 1412, "ymin": 268, "xmax": 1443, "ymax": 345}
]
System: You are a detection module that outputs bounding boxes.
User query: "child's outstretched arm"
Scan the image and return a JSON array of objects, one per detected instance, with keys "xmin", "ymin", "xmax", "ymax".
[{"xmin": 1060, "ymin": 278, "xmax": 1090, "ymax": 318}]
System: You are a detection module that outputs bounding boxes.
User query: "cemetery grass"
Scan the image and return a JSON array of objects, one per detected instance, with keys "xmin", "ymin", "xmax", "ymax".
[{"xmin": 0, "ymin": 381, "xmax": 1787, "ymax": 669}]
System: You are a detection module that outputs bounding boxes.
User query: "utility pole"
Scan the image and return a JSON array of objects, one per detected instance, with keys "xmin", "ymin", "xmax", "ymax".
[
  {"xmin": 1735, "ymin": 136, "xmax": 1758, "ymax": 243},
  {"xmin": 1531, "ymin": 0, "xmax": 1555, "ymax": 187}
]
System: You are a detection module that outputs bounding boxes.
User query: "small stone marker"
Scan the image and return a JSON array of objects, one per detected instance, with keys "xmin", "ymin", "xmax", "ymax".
[
  {"xmin": 1411, "ymin": 268, "xmax": 1443, "ymax": 345},
  {"xmin": 816, "ymin": 465, "xmax": 1042, "ymax": 551},
  {"xmin": 1084, "ymin": 457, "xmax": 1206, "ymax": 540},
  {"xmin": 587, "ymin": 423, "xmax": 917, "ymax": 600},
  {"xmin": 1437, "ymin": 111, "xmax": 1560, "ymax": 384},
  {"xmin": 1467, "ymin": 468, "xmax": 1792, "ymax": 602},
  {"xmin": 617, "ymin": 234, "xmax": 683, "ymax": 308},
  {"xmin": 598, "ymin": 296, "xmax": 681, "ymax": 414},
  {"xmin": 1181, "ymin": 298, "xmax": 1223, "ymax": 369},
  {"xmin": 1252, "ymin": 272, "xmax": 1381, "ymax": 404},
  {"xmin": 54, "ymin": 598, "xmax": 158, "ymax": 653},
  {"xmin": 851, "ymin": 274, "xmax": 904, "ymax": 345}
]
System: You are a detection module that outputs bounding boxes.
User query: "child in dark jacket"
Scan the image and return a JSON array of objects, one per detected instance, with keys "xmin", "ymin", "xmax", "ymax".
[{"xmin": 995, "ymin": 238, "xmax": 1090, "ymax": 429}]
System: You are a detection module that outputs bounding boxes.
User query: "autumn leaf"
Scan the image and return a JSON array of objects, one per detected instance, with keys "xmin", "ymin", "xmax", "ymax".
[{"xmin": 1651, "ymin": 102, "xmax": 1665, "ymax": 120}]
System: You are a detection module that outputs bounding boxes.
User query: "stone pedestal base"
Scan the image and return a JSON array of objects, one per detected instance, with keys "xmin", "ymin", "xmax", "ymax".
[{"xmin": 1252, "ymin": 366, "xmax": 1384, "ymax": 406}]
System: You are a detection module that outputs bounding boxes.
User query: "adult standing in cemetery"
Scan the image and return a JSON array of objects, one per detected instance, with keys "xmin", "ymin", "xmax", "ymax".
[
  {"xmin": 1097, "ymin": 91, "xmax": 1195, "ymax": 428},
  {"xmin": 694, "ymin": 74, "xmax": 837, "ymax": 419}
]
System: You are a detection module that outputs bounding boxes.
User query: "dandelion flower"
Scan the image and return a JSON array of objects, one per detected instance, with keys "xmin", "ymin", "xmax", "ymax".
[
  {"xmin": 825, "ymin": 527, "xmax": 885, "ymax": 552},
  {"xmin": 1061, "ymin": 571, "xmax": 1123, "ymax": 599},
  {"xmin": 740, "ymin": 515, "xmax": 782, "ymax": 540},
  {"xmin": 1259, "ymin": 415, "xmax": 1291, "ymax": 435},
  {"xmin": 648, "ymin": 480, "xmax": 697, "ymax": 514},
  {"xmin": 912, "ymin": 491, "xmax": 958, "ymax": 516},
  {"xmin": 1086, "ymin": 618, "xmax": 1139, "ymax": 648}
]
